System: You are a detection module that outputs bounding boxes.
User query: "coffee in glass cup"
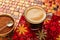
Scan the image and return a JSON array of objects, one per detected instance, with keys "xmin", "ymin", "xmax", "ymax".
[{"xmin": 24, "ymin": 6, "xmax": 46, "ymax": 24}]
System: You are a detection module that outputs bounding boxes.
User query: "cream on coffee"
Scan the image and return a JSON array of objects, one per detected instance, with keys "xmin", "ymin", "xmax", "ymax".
[{"xmin": 24, "ymin": 6, "xmax": 46, "ymax": 24}]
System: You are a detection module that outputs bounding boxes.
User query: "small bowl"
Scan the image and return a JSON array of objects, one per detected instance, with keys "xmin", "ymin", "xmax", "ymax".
[{"xmin": 0, "ymin": 15, "xmax": 15, "ymax": 37}]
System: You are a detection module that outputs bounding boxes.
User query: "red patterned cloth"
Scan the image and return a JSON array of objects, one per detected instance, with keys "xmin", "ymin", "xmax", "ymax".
[
  {"xmin": 12, "ymin": 16, "xmax": 37, "ymax": 40},
  {"xmin": 44, "ymin": 15, "xmax": 60, "ymax": 40}
]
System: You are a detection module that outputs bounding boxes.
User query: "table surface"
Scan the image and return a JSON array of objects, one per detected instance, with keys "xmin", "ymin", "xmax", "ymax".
[{"xmin": 0, "ymin": 0, "xmax": 60, "ymax": 40}]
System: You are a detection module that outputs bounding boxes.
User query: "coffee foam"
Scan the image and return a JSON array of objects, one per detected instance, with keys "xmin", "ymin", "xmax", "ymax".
[{"xmin": 27, "ymin": 8, "xmax": 44, "ymax": 21}]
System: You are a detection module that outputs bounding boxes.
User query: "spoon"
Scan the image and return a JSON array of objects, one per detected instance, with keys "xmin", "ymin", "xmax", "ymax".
[{"xmin": 0, "ymin": 21, "xmax": 13, "ymax": 31}]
